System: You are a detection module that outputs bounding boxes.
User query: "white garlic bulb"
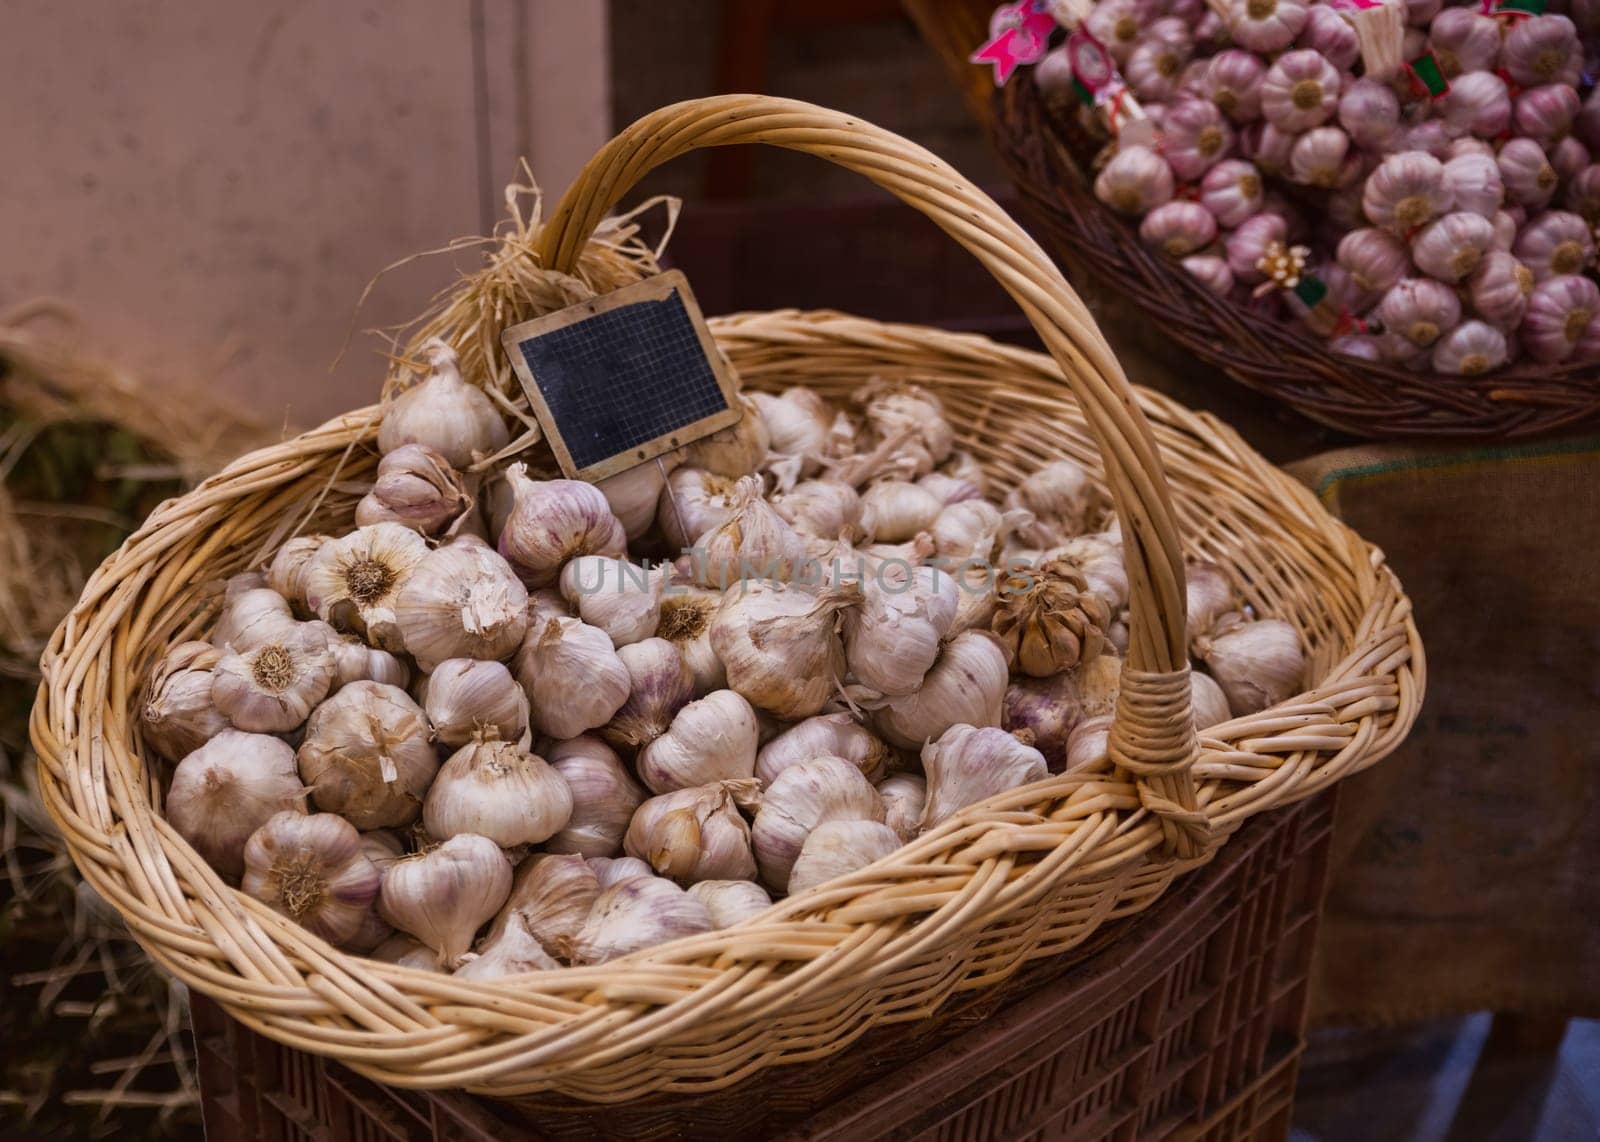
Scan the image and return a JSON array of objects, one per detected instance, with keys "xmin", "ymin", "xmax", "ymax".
[
  {"xmin": 1095, "ymin": 145, "xmax": 1177, "ymax": 216},
  {"xmin": 656, "ymin": 586, "xmax": 727, "ymax": 695},
  {"xmin": 636, "ymin": 689, "xmax": 759, "ymax": 794},
  {"xmin": 683, "ymin": 394, "xmax": 769, "ymax": 478},
  {"xmin": 755, "ymin": 712, "xmax": 893, "ymax": 786},
  {"xmin": 545, "ymin": 736, "xmax": 647, "ymax": 858},
  {"xmin": 453, "ymin": 920, "xmax": 558, "ymax": 979},
  {"xmin": 422, "ymin": 657, "xmax": 528, "ymax": 747},
  {"xmin": 874, "ymin": 630, "xmax": 1009, "ymax": 750},
  {"xmin": 211, "ymin": 587, "xmax": 295, "ymax": 652},
  {"xmin": 515, "ymin": 616, "xmax": 631, "ymax": 739},
  {"xmin": 931, "ymin": 499, "xmax": 1013, "ymax": 562},
  {"xmin": 624, "ymin": 780, "xmax": 760, "ymax": 885},
  {"xmin": 560, "ymin": 555, "xmax": 666, "ymax": 646},
  {"xmin": 588, "ymin": 855, "xmax": 655, "ymax": 889},
  {"xmin": 603, "ymin": 638, "xmax": 695, "ymax": 750},
  {"xmin": 748, "ymin": 387, "xmax": 836, "ymax": 477},
  {"xmin": 267, "ymin": 536, "xmax": 328, "ymax": 618},
  {"xmin": 569, "ymin": 875, "xmax": 714, "ymax": 964},
  {"xmin": 378, "ymin": 339, "xmax": 509, "ymax": 467},
  {"xmin": 752, "ymin": 755, "xmax": 884, "ymax": 892},
  {"xmin": 876, "ymin": 773, "xmax": 927, "ymax": 843},
  {"xmin": 856, "ymin": 382, "xmax": 955, "ymax": 479},
  {"xmin": 843, "ymin": 564, "xmax": 960, "ymax": 697},
  {"xmin": 694, "ymin": 476, "xmax": 810, "ymax": 588},
  {"xmin": 1192, "ymin": 670, "xmax": 1234, "ymax": 727},
  {"xmin": 1185, "ymin": 561, "xmax": 1237, "ymax": 649},
  {"xmin": 1431, "ymin": 320, "xmax": 1509, "ymax": 376},
  {"xmin": 304, "ymin": 523, "xmax": 429, "ymax": 652},
  {"xmin": 1065, "ymin": 715, "xmax": 1113, "ymax": 772},
  {"xmin": 212, "ymin": 620, "xmax": 336, "ymax": 733},
  {"xmin": 483, "ymin": 852, "xmax": 599, "ymax": 963},
  {"xmin": 379, "ymin": 833, "xmax": 512, "ymax": 969},
  {"xmin": 687, "ymin": 879, "xmax": 772, "ymax": 929},
  {"xmin": 355, "ymin": 444, "xmax": 472, "ymax": 537},
  {"xmin": 423, "ymin": 738, "xmax": 572, "ymax": 848},
  {"xmin": 657, "ymin": 467, "xmax": 741, "ymax": 552},
  {"xmin": 167, "ymin": 731, "xmax": 306, "ymax": 881},
  {"xmin": 859, "ymin": 480, "xmax": 944, "ymax": 544},
  {"xmin": 323, "ymin": 628, "xmax": 410, "ymax": 692},
  {"xmin": 597, "ymin": 458, "xmax": 671, "ymax": 543},
  {"xmin": 1194, "ymin": 618, "xmax": 1305, "ymax": 715},
  {"xmin": 296, "ymin": 681, "xmax": 438, "ymax": 829},
  {"xmin": 772, "ymin": 479, "xmax": 862, "ymax": 539},
  {"xmin": 497, "ymin": 464, "xmax": 627, "ymax": 588},
  {"xmin": 140, "ymin": 641, "xmax": 229, "ymax": 761},
  {"xmin": 920, "ymin": 724, "xmax": 1048, "ymax": 830},
  {"xmin": 391, "ymin": 537, "xmax": 528, "ymax": 671},
  {"xmin": 1004, "ymin": 461, "xmax": 1098, "ymax": 549},
  {"xmin": 709, "ymin": 582, "xmax": 857, "ymax": 719},
  {"xmin": 788, "ymin": 820, "xmax": 901, "ymax": 896},
  {"xmin": 242, "ymin": 811, "xmax": 381, "ymax": 947}
]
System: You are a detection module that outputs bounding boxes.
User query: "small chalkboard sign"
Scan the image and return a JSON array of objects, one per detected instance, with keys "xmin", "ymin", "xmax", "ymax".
[{"xmin": 501, "ymin": 271, "xmax": 743, "ymax": 482}]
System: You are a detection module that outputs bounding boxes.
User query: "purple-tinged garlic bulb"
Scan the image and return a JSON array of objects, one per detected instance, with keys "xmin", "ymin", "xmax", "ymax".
[
  {"xmin": 1162, "ymin": 98, "xmax": 1234, "ymax": 181},
  {"xmin": 1499, "ymin": 14, "xmax": 1583, "ymax": 89},
  {"xmin": 1448, "ymin": 137, "xmax": 1495, "ymax": 160},
  {"xmin": 1241, "ymin": 121, "xmax": 1299, "ymax": 176},
  {"xmin": 1498, "ymin": 138, "xmax": 1561, "ymax": 210},
  {"xmin": 1521, "ymin": 275, "xmax": 1600, "ymax": 362},
  {"xmin": 1226, "ymin": 212, "xmax": 1289, "ymax": 284},
  {"xmin": 1084, "ymin": 0, "xmax": 1148, "ymax": 63},
  {"xmin": 1203, "ymin": 50, "xmax": 1266, "ymax": 123},
  {"xmin": 1514, "ymin": 85, "xmax": 1581, "ymax": 146},
  {"xmin": 1431, "ymin": 321, "xmax": 1508, "ymax": 376},
  {"xmin": 1195, "ymin": 8, "xmax": 1227, "ymax": 44},
  {"xmin": 1289, "ymin": 127, "xmax": 1356, "ymax": 188},
  {"xmin": 1428, "ymin": 7, "xmax": 1501, "ymax": 78},
  {"xmin": 1319, "ymin": 263, "xmax": 1380, "ymax": 316},
  {"xmin": 1442, "ymin": 153, "xmax": 1504, "ymax": 219},
  {"xmin": 1176, "ymin": 58, "xmax": 1212, "ymax": 102},
  {"xmin": 1182, "ymin": 255, "xmax": 1235, "ymax": 296},
  {"xmin": 1331, "ymin": 335, "xmax": 1383, "ymax": 362},
  {"xmin": 1229, "ymin": 0, "xmax": 1308, "ymax": 54},
  {"xmin": 1139, "ymin": 201, "xmax": 1218, "ymax": 257},
  {"xmin": 1514, "ymin": 211, "xmax": 1596, "ymax": 281},
  {"xmin": 1094, "ymin": 146, "xmax": 1175, "ymax": 215},
  {"xmin": 1337, "ymin": 228, "xmax": 1410, "ymax": 294},
  {"xmin": 1376, "ymin": 278, "xmax": 1461, "ymax": 348},
  {"xmin": 1411, "ymin": 212, "xmax": 1495, "ymax": 284},
  {"xmin": 1437, "ymin": 71, "xmax": 1512, "ymax": 139},
  {"xmin": 1201, "ymin": 160, "xmax": 1265, "ymax": 227},
  {"xmin": 1339, "ymin": 79, "xmax": 1400, "ymax": 150},
  {"xmin": 1550, "ymin": 139, "xmax": 1591, "ymax": 186},
  {"xmin": 1364, "ymin": 152, "xmax": 1451, "ymax": 235},
  {"xmin": 1565, "ymin": 165, "xmax": 1600, "ymax": 225},
  {"xmin": 1126, "ymin": 19, "xmax": 1194, "ymax": 103},
  {"xmin": 1260, "ymin": 50, "xmax": 1341, "ymax": 133},
  {"xmin": 1297, "ymin": 5, "xmax": 1359, "ymax": 70},
  {"xmin": 1400, "ymin": 119, "xmax": 1454, "ymax": 160},
  {"xmin": 1469, "ymin": 252, "xmax": 1536, "ymax": 330},
  {"xmin": 1491, "ymin": 210, "xmax": 1521, "ymax": 252}
]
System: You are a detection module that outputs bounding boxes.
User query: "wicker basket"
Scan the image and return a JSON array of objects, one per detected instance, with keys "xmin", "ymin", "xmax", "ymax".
[{"xmin": 31, "ymin": 95, "xmax": 1422, "ymax": 1101}]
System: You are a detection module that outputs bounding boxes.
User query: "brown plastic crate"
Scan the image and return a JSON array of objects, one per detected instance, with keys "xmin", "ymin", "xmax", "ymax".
[{"xmin": 192, "ymin": 790, "xmax": 1334, "ymax": 1142}]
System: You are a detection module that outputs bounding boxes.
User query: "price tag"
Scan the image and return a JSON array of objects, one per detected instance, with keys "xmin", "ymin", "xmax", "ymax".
[{"xmin": 971, "ymin": 0, "xmax": 1058, "ymax": 85}]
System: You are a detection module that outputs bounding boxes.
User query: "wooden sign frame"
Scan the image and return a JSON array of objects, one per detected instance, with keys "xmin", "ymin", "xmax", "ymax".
[{"xmin": 500, "ymin": 270, "xmax": 743, "ymax": 482}]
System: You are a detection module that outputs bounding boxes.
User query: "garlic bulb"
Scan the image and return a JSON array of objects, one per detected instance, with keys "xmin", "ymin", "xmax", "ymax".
[
  {"xmin": 684, "ymin": 394, "xmax": 769, "ymax": 478},
  {"xmin": 636, "ymin": 689, "xmax": 759, "ymax": 794},
  {"xmin": 709, "ymin": 582, "xmax": 856, "ymax": 719},
  {"xmin": 992, "ymin": 559, "xmax": 1110, "ymax": 678},
  {"xmin": 485, "ymin": 852, "xmax": 598, "ymax": 962},
  {"xmin": 379, "ymin": 833, "xmax": 512, "ymax": 969},
  {"xmin": 378, "ymin": 339, "xmax": 509, "ymax": 468},
  {"xmin": 756, "ymin": 712, "xmax": 893, "ymax": 787},
  {"xmin": 1376, "ymin": 279, "xmax": 1460, "ymax": 349},
  {"xmin": 1298, "ymin": 4, "xmax": 1358, "ymax": 70},
  {"xmin": 1226, "ymin": 213, "xmax": 1289, "ymax": 284},
  {"xmin": 773, "ymin": 479, "xmax": 862, "ymax": 540},
  {"xmin": 422, "ymin": 657, "xmax": 528, "ymax": 747},
  {"xmin": 1428, "ymin": 7, "xmax": 1498, "ymax": 77},
  {"xmin": 1003, "ymin": 669, "xmax": 1095, "ymax": 771},
  {"xmin": 658, "ymin": 467, "xmax": 741, "ymax": 552},
  {"xmin": 212, "ymin": 620, "xmax": 336, "ymax": 733},
  {"xmin": 1469, "ymin": 252, "xmax": 1535, "ymax": 330},
  {"xmin": 687, "ymin": 879, "xmax": 772, "ymax": 928},
  {"xmin": 1411, "ymin": 212, "xmax": 1494, "ymax": 284},
  {"xmin": 1500, "ymin": 13, "xmax": 1583, "ymax": 88},
  {"xmin": 1200, "ymin": 160, "xmax": 1265, "ymax": 229},
  {"xmin": 856, "ymin": 381, "xmax": 955, "ymax": 479},
  {"xmin": 296, "ymin": 681, "xmax": 438, "ymax": 829},
  {"xmin": 1126, "ymin": 21, "xmax": 1193, "ymax": 104},
  {"xmin": 1003, "ymin": 460, "xmax": 1097, "ymax": 549},
  {"xmin": 1182, "ymin": 255, "xmax": 1236, "ymax": 297},
  {"xmin": 1050, "ymin": 532, "xmax": 1131, "ymax": 613},
  {"xmin": 1229, "ymin": 0, "xmax": 1306, "ymax": 54},
  {"xmin": 1241, "ymin": 123, "xmax": 1298, "ymax": 177},
  {"xmin": 423, "ymin": 738, "xmax": 572, "ymax": 847},
  {"xmin": 267, "ymin": 537, "xmax": 328, "ymax": 617},
  {"xmin": 589, "ymin": 855, "xmax": 654, "ymax": 889},
  {"xmin": 1334, "ymin": 229, "xmax": 1405, "ymax": 296},
  {"xmin": 560, "ymin": 555, "xmax": 665, "ymax": 646},
  {"xmin": 345, "ymin": 910, "xmax": 396, "ymax": 956},
  {"xmin": 242, "ymin": 811, "xmax": 381, "ymax": 947},
  {"xmin": 1194, "ymin": 618, "xmax": 1305, "ymax": 715},
  {"xmin": 1084, "ymin": 0, "xmax": 1143, "ymax": 62},
  {"xmin": 304, "ymin": 524, "xmax": 429, "ymax": 651},
  {"xmin": 748, "ymin": 388, "xmax": 836, "ymax": 477},
  {"xmin": 625, "ymin": 780, "xmax": 759, "ymax": 885},
  {"xmin": 1140, "ymin": 200, "xmax": 1219, "ymax": 258},
  {"xmin": 788, "ymin": 820, "xmax": 901, "ymax": 896},
  {"xmin": 1162, "ymin": 99, "xmax": 1233, "ymax": 182},
  {"xmin": 1065, "ymin": 715, "xmax": 1112, "ymax": 772},
  {"xmin": 1184, "ymin": 561, "xmax": 1236, "ymax": 648},
  {"xmin": 545, "ymin": 736, "xmax": 646, "ymax": 858},
  {"xmin": 355, "ymin": 444, "xmax": 471, "ymax": 537},
  {"xmin": 876, "ymin": 773, "xmax": 927, "ymax": 843},
  {"xmin": 656, "ymin": 587, "xmax": 727, "ymax": 695},
  {"xmin": 1338, "ymin": 79, "xmax": 1400, "ymax": 151},
  {"xmin": 1522, "ymin": 274, "xmax": 1600, "ymax": 363},
  {"xmin": 1514, "ymin": 84, "xmax": 1580, "ymax": 147},
  {"xmin": 597, "ymin": 459, "xmax": 669, "ymax": 543},
  {"xmin": 694, "ymin": 476, "xmax": 809, "ymax": 588},
  {"xmin": 515, "ymin": 617, "xmax": 631, "ymax": 739},
  {"xmin": 752, "ymin": 755, "xmax": 884, "ymax": 892},
  {"xmin": 1431, "ymin": 321, "xmax": 1508, "ymax": 376},
  {"xmin": 360, "ymin": 828, "xmax": 406, "ymax": 865},
  {"xmin": 1514, "ymin": 212, "xmax": 1595, "ymax": 281},
  {"xmin": 1566, "ymin": 165, "xmax": 1600, "ymax": 224},
  {"xmin": 1551, "ymin": 138, "xmax": 1591, "ymax": 186},
  {"xmin": 393, "ymin": 537, "xmax": 528, "ymax": 671},
  {"xmin": 1363, "ymin": 152, "xmax": 1450, "ymax": 236},
  {"xmin": 875, "ymin": 630, "xmax": 1009, "ymax": 750},
  {"xmin": 1260, "ymin": 50, "xmax": 1339, "ymax": 133},
  {"xmin": 211, "ymin": 587, "xmax": 295, "ymax": 652},
  {"xmin": 569, "ymin": 876, "xmax": 714, "ymax": 964},
  {"xmin": 1498, "ymin": 139, "xmax": 1559, "ymax": 210},
  {"xmin": 167, "ymin": 731, "xmax": 305, "ymax": 881},
  {"xmin": 920, "ymin": 725, "xmax": 1048, "ymax": 830},
  {"xmin": 603, "ymin": 638, "xmax": 695, "ymax": 750},
  {"xmin": 1191, "ymin": 669, "xmax": 1233, "ymax": 728},
  {"xmin": 1200, "ymin": 50, "xmax": 1265, "ymax": 124},
  {"xmin": 371, "ymin": 935, "xmax": 440, "ymax": 971},
  {"xmin": 1443, "ymin": 153, "xmax": 1504, "ymax": 220},
  {"xmin": 1289, "ymin": 127, "xmax": 1355, "ymax": 189},
  {"xmin": 497, "ymin": 466, "xmax": 627, "ymax": 589},
  {"xmin": 1437, "ymin": 71, "xmax": 1511, "ymax": 139},
  {"xmin": 1095, "ymin": 146, "xmax": 1175, "ymax": 217},
  {"xmin": 859, "ymin": 480, "xmax": 944, "ymax": 544},
  {"xmin": 140, "ymin": 641, "xmax": 229, "ymax": 761},
  {"xmin": 918, "ymin": 470, "xmax": 983, "ymax": 508},
  {"xmin": 844, "ymin": 564, "xmax": 960, "ymax": 697},
  {"xmin": 321, "ymin": 628, "xmax": 410, "ymax": 692},
  {"xmin": 454, "ymin": 920, "xmax": 558, "ymax": 979}
]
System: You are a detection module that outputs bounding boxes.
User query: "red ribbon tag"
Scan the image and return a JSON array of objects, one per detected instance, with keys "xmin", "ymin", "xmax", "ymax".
[{"xmin": 971, "ymin": 0, "xmax": 1058, "ymax": 85}]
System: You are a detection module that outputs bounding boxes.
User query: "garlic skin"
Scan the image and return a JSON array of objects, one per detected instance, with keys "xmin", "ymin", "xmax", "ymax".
[
  {"xmin": 859, "ymin": 480, "xmax": 944, "ymax": 545},
  {"xmin": 212, "ymin": 620, "xmax": 336, "ymax": 734},
  {"xmin": 242, "ymin": 811, "xmax": 381, "ymax": 948},
  {"xmin": 656, "ymin": 587, "xmax": 727, "ymax": 695},
  {"xmin": 636, "ymin": 689, "xmax": 759, "ymax": 794},
  {"xmin": 856, "ymin": 382, "xmax": 955, "ymax": 480},
  {"xmin": 379, "ymin": 833, "xmax": 512, "ymax": 969},
  {"xmin": 1184, "ymin": 561, "xmax": 1236, "ymax": 649},
  {"xmin": 371, "ymin": 935, "xmax": 442, "ymax": 971},
  {"xmin": 1437, "ymin": 71, "xmax": 1511, "ymax": 139},
  {"xmin": 748, "ymin": 388, "xmax": 836, "ymax": 477},
  {"xmin": 323, "ymin": 628, "xmax": 410, "ymax": 692},
  {"xmin": 1376, "ymin": 279, "xmax": 1461, "ymax": 349},
  {"xmin": 603, "ymin": 638, "xmax": 695, "ymax": 751},
  {"xmin": 1469, "ymin": 252, "xmax": 1536, "ymax": 330},
  {"xmin": 589, "ymin": 855, "xmax": 655, "ymax": 890},
  {"xmin": 1094, "ymin": 146, "xmax": 1175, "ymax": 216},
  {"xmin": 1500, "ymin": 13, "xmax": 1583, "ymax": 88},
  {"xmin": 992, "ymin": 559, "xmax": 1110, "ymax": 678},
  {"xmin": 1194, "ymin": 618, "xmax": 1305, "ymax": 715},
  {"xmin": 625, "ymin": 780, "xmax": 759, "ymax": 885},
  {"xmin": 1335, "ymin": 229, "xmax": 1407, "ymax": 296},
  {"xmin": 876, "ymin": 774, "xmax": 927, "ymax": 843},
  {"xmin": 683, "ymin": 394, "xmax": 769, "ymax": 478},
  {"xmin": 757, "ymin": 712, "xmax": 893, "ymax": 788},
  {"xmin": 1003, "ymin": 673, "xmax": 1083, "ymax": 771},
  {"xmin": 1049, "ymin": 532, "xmax": 1131, "ymax": 613},
  {"xmin": 545, "ymin": 736, "xmax": 647, "ymax": 858},
  {"xmin": 454, "ymin": 921, "xmax": 559, "ymax": 979},
  {"xmin": 1297, "ymin": 4, "xmax": 1358, "ymax": 70},
  {"xmin": 1411, "ymin": 212, "xmax": 1495, "ymax": 284},
  {"xmin": 1514, "ymin": 85, "xmax": 1580, "ymax": 147},
  {"xmin": 1363, "ymin": 152, "xmax": 1451, "ymax": 236},
  {"xmin": 1139, "ymin": 201, "xmax": 1219, "ymax": 258},
  {"xmin": 1339, "ymin": 79, "xmax": 1400, "ymax": 150},
  {"xmin": 1003, "ymin": 460, "xmax": 1097, "ymax": 549},
  {"xmin": 658, "ymin": 467, "xmax": 741, "ymax": 552},
  {"xmin": 267, "ymin": 537, "xmax": 328, "ymax": 618},
  {"xmin": 694, "ymin": 476, "xmax": 810, "ymax": 588},
  {"xmin": 167, "ymin": 731, "xmax": 305, "ymax": 881},
  {"xmin": 497, "ymin": 465, "xmax": 627, "ymax": 588},
  {"xmin": 515, "ymin": 617, "xmax": 631, "ymax": 739},
  {"xmin": 1431, "ymin": 321, "xmax": 1509, "ymax": 376},
  {"xmin": 212, "ymin": 588, "xmax": 295, "ymax": 653},
  {"xmin": 752, "ymin": 755, "xmax": 884, "ymax": 892},
  {"xmin": 709, "ymin": 582, "xmax": 856, "ymax": 719},
  {"xmin": 596, "ymin": 459, "xmax": 669, "ymax": 544},
  {"xmin": 1241, "ymin": 122, "xmax": 1298, "ymax": 177},
  {"xmin": 1191, "ymin": 670, "xmax": 1233, "ymax": 728},
  {"xmin": 304, "ymin": 524, "xmax": 429, "ymax": 652},
  {"xmin": 1514, "ymin": 212, "xmax": 1596, "ymax": 282},
  {"xmin": 773, "ymin": 479, "xmax": 862, "ymax": 540},
  {"xmin": 1226, "ymin": 213, "xmax": 1289, "ymax": 284},
  {"xmin": 394, "ymin": 538, "xmax": 528, "ymax": 671},
  {"xmin": 1428, "ymin": 7, "xmax": 1499, "ymax": 77},
  {"xmin": 1229, "ymin": 0, "xmax": 1306, "ymax": 54},
  {"xmin": 423, "ymin": 738, "xmax": 572, "ymax": 848},
  {"xmin": 875, "ymin": 630, "xmax": 1009, "ymax": 750},
  {"xmin": 569, "ymin": 876, "xmax": 714, "ymax": 964},
  {"xmin": 1551, "ymin": 138, "xmax": 1591, "ymax": 187},
  {"xmin": 1201, "ymin": 160, "xmax": 1264, "ymax": 230},
  {"xmin": 296, "ymin": 681, "xmax": 438, "ymax": 829},
  {"xmin": 422, "ymin": 658, "xmax": 528, "ymax": 748},
  {"xmin": 560, "ymin": 555, "xmax": 665, "ymax": 646},
  {"xmin": 920, "ymin": 725, "xmax": 1048, "ymax": 830},
  {"xmin": 844, "ymin": 565, "xmax": 960, "ymax": 698},
  {"xmin": 1442, "ymin": 153, "xmax": 1505, "ymax": 220},
  {"xmin": 788, "ymin": 820, "xmax": 901, "ymax": 896},
  {"xmin": 1289, "ymin": 127, "xmax": 1356, "ymax": 189},
  {"xmin": 1182, "ymin": 255, "xmax": 1236, "ymax": 297},
  {"xmin": 485, "ymin": 852, "xmax": 598, "ymax": 963},
  {"xmin": 140, "ymin": 641, "xmax": 229, "ymax": 761},
  {"xmin": 1162, "ymin": 98, "xmax": 1233, "ymax": 182},
  {"xmin": 687, "ymin": 880, "xmax": 772, "ymax": 928},
  {"xmin": 1203, "ymin": 50, "xmax": 1266, "ymax": 123},
  {"xmin": 1522, "ymin": 275, "xmax": 1600, "ymax": 363},
  {"xmin": 378, "ymin": 339, "xmax": 509, "ymax": 468},
  {"xmin": 355, "ymin": 444, "xmax": 471, "ymax": 537},
  {"xmin": 1065, "ymin": 715, "xmax": 1113, "ymax": 772},
  {"xmin": 1498, "ymin": 139, "xmax": 1560, "ymax": 211},
  {"xmin": 1260, "ymin": 50, "xmax": 1340, "ymax": 133}
]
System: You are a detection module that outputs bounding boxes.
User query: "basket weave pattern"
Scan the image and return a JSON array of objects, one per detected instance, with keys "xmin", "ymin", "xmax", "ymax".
[{"xmin": 32, "ymin": 97, "xmax": 1421, "ymax": 1100}]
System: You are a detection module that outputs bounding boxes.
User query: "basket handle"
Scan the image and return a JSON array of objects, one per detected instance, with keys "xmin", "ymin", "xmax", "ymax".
[{"xmin": 538, "ymin": 95, "xmax": 1208, "ymax": 857}]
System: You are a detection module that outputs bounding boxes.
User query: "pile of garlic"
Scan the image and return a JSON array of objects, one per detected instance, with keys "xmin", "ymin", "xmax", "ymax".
[
  {"xmin": 1036, "ymin": 1, "xmax": 1600, "ymax": 374},
  {"xmin": 139, "ymin": 341, "xmax": 1305, "ymax": 975}
]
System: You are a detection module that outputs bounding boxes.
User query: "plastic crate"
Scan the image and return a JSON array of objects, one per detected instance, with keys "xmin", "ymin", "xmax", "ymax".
[{"xmin": 192, "ymin": 790, "xmax": 1334, "ymax": 1142}]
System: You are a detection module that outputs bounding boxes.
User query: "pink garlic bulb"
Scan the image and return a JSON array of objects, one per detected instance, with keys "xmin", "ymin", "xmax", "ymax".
[
  {"xmin": 1521, "ymin": 274, "xmax": 1600, "ymax": 362},
  {"xmin": 1442, "ymin": 153, "xmax": 1505, "ymax": 219},
  {"xmin": 1228, "ymin": 0, "xmax": 1308, "ymax": 54},
  {"xmin": 1448, "ymin": 137, "xmax": 1495, "ymax": 160},
  {"xmin": 1139, "ymin": 201, "xmax": 1219, "ymax": 257},
  {"xmin": 1320, "ymin": 262, "xmax": 1380, "ymax": 315},
  {"xmin": 1500, "ymin": 14, "xmax": 1584, "ymax": 89},
  {"xmin": 1498, "ymin": 138, "xmax": 1560, "ymax": 210},
  {"xmin": 1195, "ymin": 9, "xmax": 1228, "ymax": 45},
  {"xmin": 1177, "ymin": 59, "xmax": 1212, "ymax": 102},
  {"xmin": 1226, "ymin": 212, "xmax": 1289, "ymax": 284},
  {"xmin": 1331, "ymin": 335, "xmax": 1383, "ymax": 362},
  {"xmin": 1201, "ymin": 159, "xmax": 1265, "ymax": 227},
  {"xmin": 1094, "ymin": 146, "xmax": 1175, "ymax": 215},
  {"xmin": 1514, "ymin": 85, "xmax": 1581, "ymax": 146},
  {"xmin": 1241, "ymin": 121, "xmax": 1299, "ymax": 176},
  {"xmin": 1085, "ymin": 0, "xmax": 1149, "ymax": 63},
  {"xmin": 1437, "ymin": 71, "xmax": 1512, "ymax": 140},
  {"xmin": 1513, "ymin": 211, "xmax": 1596, "ymax": 280},
  {"xmin": 1337, "ymin": 228, "xmax": 1411, "ymax": 293},
  {"xmin": 1298, "ymin": 5, "xmax": 1360, "ymax": 71},
  {"xmin": 1551, "ymin": 139, "xmax": 1591, "ymax": 186},
  {"xmin": 1289, "ymin": 127, "xmax": 1356, "ymax": 188},
  {"xmin": 1033, "ymin": 47, "xmax": 1077, "ymax": 102},
  {"xmin": 1162, "ymin": 98, "xmax": 1235, "ymax": 181},
  {"xmin": 1564, "ymin": 165, "xmax": 1600, "ymax": 224},
  {"xmin": 1411, "ymin": 212, "xmax": 1495, "ymax": 283},
  {"xmin": 1401, "ymin": 120, "xmax": 1455, "ymax": 161},
  {"xmin": 1428, "ymin": 8, "xmax": 1501, "ymax": 78},
  {"xmin": 1363, "ymin": 152, "xmax": 1452, "ymax": 235},
  {"xmin": 1468, "ymin": 252, "xmax": 1535, "ymax": 330},
  {"xmin": 1260, "ymin": 50, "xmax": 1341, "ymax": 133},
  {"xmin": 1126, "ymin": 21, "xmax": 1195, "ymax": 103},
  {"xmin": 1182, "ymin": 254, "xmax": 1236, "ymax": 296},
  {"xmin": 1431, "ymin": 321, "xmax": 1508, "ymax": 375},
  {"xmin": 1578, "ymin": 89, "xmax": 1600, "ymax": 151},
  {"xmin": 1376, "ymin": 278, "xmax": 1461, "ymax": 348},
  {"xmin": 1204, "ymin": 50, "xmax": 1267, "ymax": 123},
  {"xmin": 1403, "ymin": 0, "xmax": 1441, "ymax": 27},
  {"xmin": 1492, "ymin": 210, "xmax": 1521, "ymax": 251},
  {"xmin": 1339, "ymin": 79, "xmax": 1401, "ymax": 151}
]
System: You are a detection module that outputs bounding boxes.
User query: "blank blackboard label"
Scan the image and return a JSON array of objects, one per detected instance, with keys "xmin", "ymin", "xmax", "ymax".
[{"xmin": 501, "ymin": 271, "xmax": 743, "ymax": 482}]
